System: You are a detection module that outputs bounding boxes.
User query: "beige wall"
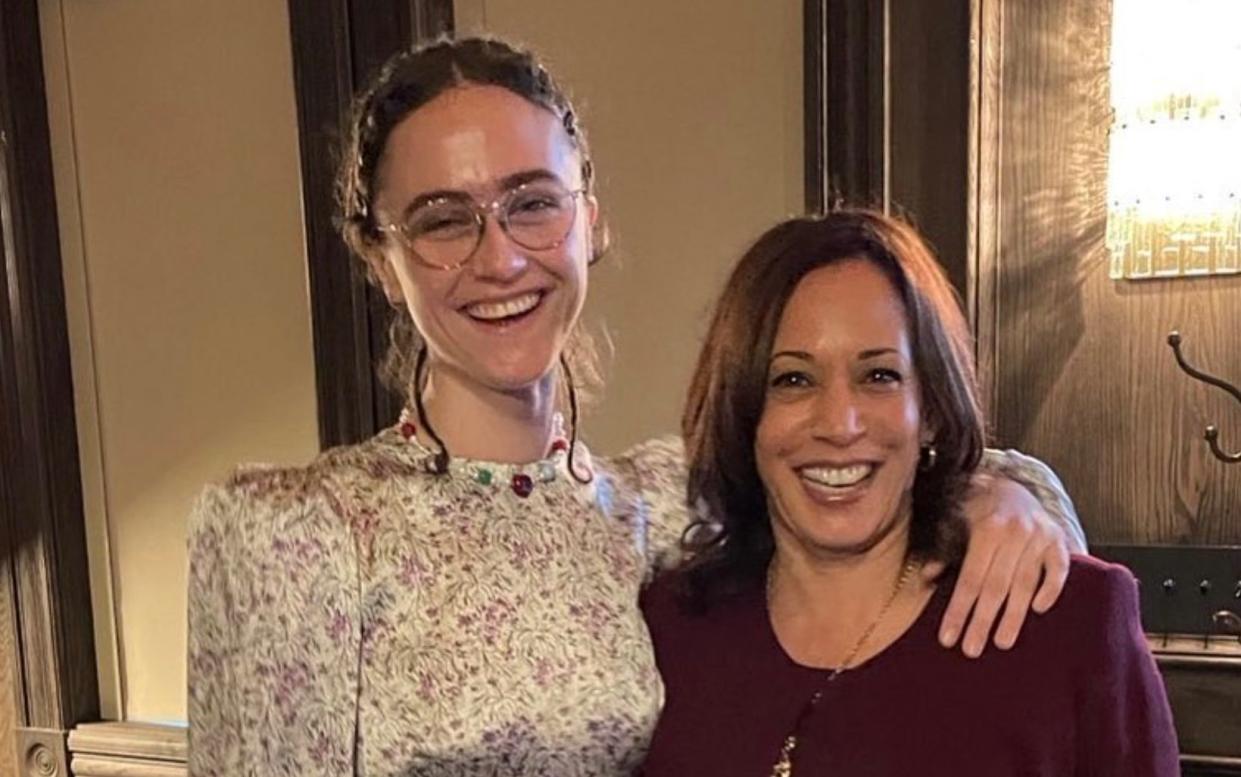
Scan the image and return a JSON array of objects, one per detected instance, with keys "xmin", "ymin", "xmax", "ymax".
[
  {"xmin": 455, "ymin": 1, "xmax": 804, "ymax": 452},
  {"xmin": 40, "ymin": 0, "xmax": 319, "ymax": 722}
]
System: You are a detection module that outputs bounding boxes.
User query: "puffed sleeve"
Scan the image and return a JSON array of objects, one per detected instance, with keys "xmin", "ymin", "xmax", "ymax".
[
  {"xmin": 186, "ymin": 483, "xmax": 247, "ymax": 776},
  {"xmin": 186, "ymin": 467, "xmax": 361, "ymax": 776},
  {"xmin": 980, "ymin": 447, "xmax": 1088, "ymax": 552},
  {"xmin": 612, "ymin": 435, "xmax": 694, "ymax": 576},
  {"xmin": 1074, "ymin": 562, "xmax": 1180, "ymax": 776}
]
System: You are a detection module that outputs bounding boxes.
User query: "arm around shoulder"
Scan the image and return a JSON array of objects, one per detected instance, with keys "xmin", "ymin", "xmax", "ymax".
[{"xmin": 980, "ymin": 448, "xmax": 1088, "ymax": 552}]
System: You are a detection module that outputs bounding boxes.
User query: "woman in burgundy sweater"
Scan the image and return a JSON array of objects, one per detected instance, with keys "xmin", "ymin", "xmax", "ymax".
[{"xmin": 640, "ymin": 210, "xmax": 1178, "ymax": 776}]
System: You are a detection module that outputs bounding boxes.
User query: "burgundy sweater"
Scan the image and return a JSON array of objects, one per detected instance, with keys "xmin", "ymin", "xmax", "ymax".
[{"xmin": 640, "ymin": 556, "xmax": 1179, "ymax": 776}]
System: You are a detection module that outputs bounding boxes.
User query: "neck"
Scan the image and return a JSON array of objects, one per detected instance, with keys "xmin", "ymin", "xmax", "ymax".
[
  {"xmin": 418, "ymin": 361, "xmax": 559, "ymax": 464},
  {"xmin": 768, "ymin": 525, "xmax": 914, "ymax": 639}
]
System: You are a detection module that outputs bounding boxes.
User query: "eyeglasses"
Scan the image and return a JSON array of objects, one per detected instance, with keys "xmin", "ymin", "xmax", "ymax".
[{"xmin": 379, "ymin": 180, "xmax": 587, "ymax": 270}]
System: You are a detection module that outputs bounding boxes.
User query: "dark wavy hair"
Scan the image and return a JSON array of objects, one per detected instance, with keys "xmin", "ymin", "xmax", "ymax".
[
  {"xmin": 336, "ymin": 35, "xmax": 606, "ymax": 401},
  {"xmin": 680, "ymin": 209, "xmax": 986, "ymax": 608}
]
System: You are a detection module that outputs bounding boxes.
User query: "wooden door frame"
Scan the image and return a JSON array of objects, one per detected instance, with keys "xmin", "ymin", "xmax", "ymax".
[
  {"xmin": 803, "ymin": 0, "xmax": 888, "ymax": 214},
  {"xmin": 804, "ymin": 0, "xmax": 973, "ymax": 295},
  {"xmin": 0, "ymin": 0, "xmax": 100, "ymax": 773}
]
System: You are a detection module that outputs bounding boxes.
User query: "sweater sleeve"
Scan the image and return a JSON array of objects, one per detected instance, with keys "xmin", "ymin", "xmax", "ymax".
[
  {"xmin": 980, "ymin": 447, "xmax": 1088, "ymax": 552},
  {"xmin": 1074, "ymin": 563, "xmax": 1180, "ymax": 776}
]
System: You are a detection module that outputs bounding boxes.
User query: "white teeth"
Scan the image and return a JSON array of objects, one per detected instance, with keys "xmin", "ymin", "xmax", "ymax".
[
  {"xmin": 800, "ymin": 464, "xmax": 873, "ymax": 488},
  {"xmin": 466, "ymin": 292, "xmax": 541, "ymax": 321}
]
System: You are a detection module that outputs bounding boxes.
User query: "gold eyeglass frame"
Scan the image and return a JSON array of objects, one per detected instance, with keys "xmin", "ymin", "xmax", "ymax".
[{"xmin": 378, "ymin": 182, "xmax": 587, "ymax": 271}]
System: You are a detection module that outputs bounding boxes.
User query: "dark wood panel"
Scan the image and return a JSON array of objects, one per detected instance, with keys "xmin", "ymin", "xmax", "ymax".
[
  {"xmin": 1158, "ymin": 655, "xmax": 1241, "ymax": 759},
  {"xmin": 0, "ymin": 0, "xmax": 99, "ymax": 750},
  {"xmin": 804, "ymin": 0, "xmax": 827, "ymax": 214},
  {"xmin": 806, "ymin": 0, "xmax": 972, "ymax": 297},
  {"xmin": 983, "ymin": 0, "xmax": 1241, "ymax": 544},
  {"xmin": 827, "ymin": 0, "xmax": 887, "ymax": 207},
  {"xmin": 287, "ymin": 0, "xmax": 380, "ymax": 449},
  {"xmin": 287, "ymin": 0, "xmax": 453, "ymax": 449},
  {"xmin": 1184, "ymin": 764, "xmax": 1241, "ymax": 777},
  {"xmin": 889, "ymin": 0, "xmax": 971, "ymax": 295}
]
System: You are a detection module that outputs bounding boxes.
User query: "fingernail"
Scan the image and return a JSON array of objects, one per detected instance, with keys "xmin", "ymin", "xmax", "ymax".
[
  {"xmin": 964, "ymin": 638, "xmax": 983, "ymax": 658},
  {"xmin": 939, "ymin": 627, "xmax": 958, "ymax": 647}
]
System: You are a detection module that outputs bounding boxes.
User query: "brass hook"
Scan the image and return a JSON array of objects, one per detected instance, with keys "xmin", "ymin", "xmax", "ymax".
[{"xmin": 1167, "ymin": 331, "xmax": 1241, "ymax": 464}]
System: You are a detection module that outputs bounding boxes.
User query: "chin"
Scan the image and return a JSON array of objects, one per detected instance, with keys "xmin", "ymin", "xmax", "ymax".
[
  {"xmin": 786, "ymin": 509, "xmax": 903, "ymax": 559},
  {"xmin": 475, "ymin": 355, "xmax": 560, "ymax": 393}
]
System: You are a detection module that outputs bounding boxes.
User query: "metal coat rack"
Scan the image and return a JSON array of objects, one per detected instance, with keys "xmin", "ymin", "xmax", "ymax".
[{"xmin": 1167, "ymin": 331, "xmax": 1241, "ymax": 463}]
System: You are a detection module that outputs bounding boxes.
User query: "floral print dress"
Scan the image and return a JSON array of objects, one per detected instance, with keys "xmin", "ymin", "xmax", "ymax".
[{"xmin": 187, "ymin": 425, "xmax": 1081, "ymax": 776}]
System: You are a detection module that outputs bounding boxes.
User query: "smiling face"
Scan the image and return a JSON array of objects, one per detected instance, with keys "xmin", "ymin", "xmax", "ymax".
[
  {"xmin": 755, "ymin": 259, "xmax": 929, "ymax": 561},
  {"xmin": 371, "ymin": 84, "xmax": 597, "ymax": 394}
]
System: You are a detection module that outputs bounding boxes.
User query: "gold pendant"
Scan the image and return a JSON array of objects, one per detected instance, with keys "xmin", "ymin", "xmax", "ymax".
[{"xmin": 770, "ymin": 734, "xmax": 798, "ymax": 777}]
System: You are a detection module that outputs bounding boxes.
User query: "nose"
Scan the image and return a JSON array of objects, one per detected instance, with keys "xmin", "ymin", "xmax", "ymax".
[
  {"xmin": 810, "ymin": 378, "xmax": 865, "ymax": 446},
  {"xmin": 470, "ymin": 214, "xmax": 528, "ymax": 281}
]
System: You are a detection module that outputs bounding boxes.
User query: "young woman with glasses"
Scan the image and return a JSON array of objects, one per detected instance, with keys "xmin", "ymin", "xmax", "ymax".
[{"xmin": 187, "ymin": 37, "xmax": 1087, "ymax": 776}]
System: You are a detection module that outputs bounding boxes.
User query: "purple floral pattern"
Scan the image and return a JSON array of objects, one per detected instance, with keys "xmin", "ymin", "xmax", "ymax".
[{"xmin": 188, "ymin": 430, "xmax": 690, "ymax": 776}]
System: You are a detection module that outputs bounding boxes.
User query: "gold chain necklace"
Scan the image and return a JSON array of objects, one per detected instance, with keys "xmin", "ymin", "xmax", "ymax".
[{"xmin": 767, "ymin": 557, "xmax": 920, "ymax": 777}]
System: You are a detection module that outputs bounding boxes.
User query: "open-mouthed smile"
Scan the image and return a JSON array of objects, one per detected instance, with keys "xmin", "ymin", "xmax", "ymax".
[
  {"xmin": 462, "ymin": 291, "xmax": 545, "ymax": 324},
  {"xmin": 796, "ymin": 462, "xmax": 878, "ymax": 502}
]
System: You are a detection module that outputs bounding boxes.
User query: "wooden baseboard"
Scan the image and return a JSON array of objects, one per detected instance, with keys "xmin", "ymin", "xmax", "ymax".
[{"xmin": 68, "ymin": 722, "xmax": 186, "ymax": 777}]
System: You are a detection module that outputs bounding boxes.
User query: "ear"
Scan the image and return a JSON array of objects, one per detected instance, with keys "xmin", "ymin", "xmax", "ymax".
[
  {"xmin": 585, "ymin": 194, "xmax": 610, "ymax": 266},
  {"xmin": 584, "ymin": 193, "xmax": 600, "ymax": 228},
  {"xmin": 368, "ymin": 246, "xmax": 405, "ymax": 306}
]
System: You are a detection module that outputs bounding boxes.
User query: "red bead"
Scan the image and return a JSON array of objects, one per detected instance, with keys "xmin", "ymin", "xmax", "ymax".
[
  {"xmin": 549, "ymin": 438, "xmax": 569, "ymax": 454},
  {"xmin": 399, "ymin": 422, "xmax": 417, "ymax": 439},
  {"xmin": 511, "ymin": 473, "xmax": 534, "ymax": 498}
]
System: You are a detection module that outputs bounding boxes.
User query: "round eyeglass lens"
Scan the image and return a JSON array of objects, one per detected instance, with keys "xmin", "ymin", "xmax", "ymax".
[
  {"xmin": 404, "ymin": 200, "xmax": 481, "ymax": 269},
  {"xmin": 502, "ymin": 183, "xmax": 577, "ymax": 249}
]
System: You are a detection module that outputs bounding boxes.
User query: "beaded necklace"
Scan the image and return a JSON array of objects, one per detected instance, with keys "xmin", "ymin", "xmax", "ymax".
[{"xmin": 395, "ymin": 408, "xmax": 581, "ymax": 498}]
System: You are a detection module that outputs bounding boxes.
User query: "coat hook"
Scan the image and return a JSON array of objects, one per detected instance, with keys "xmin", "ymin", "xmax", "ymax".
[{"xmin": 1167, "ymin": 331, "xmax": 1241, "ymax": 464}]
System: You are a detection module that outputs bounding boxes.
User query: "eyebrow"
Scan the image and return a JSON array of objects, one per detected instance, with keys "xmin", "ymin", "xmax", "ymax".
[
  {"xmin": 400, "ymin": 168, "xmax": 564, "ymax": 217},
  {"xmin": 768, "ymin": 347, "xmax": 901, "ymax": 363}
]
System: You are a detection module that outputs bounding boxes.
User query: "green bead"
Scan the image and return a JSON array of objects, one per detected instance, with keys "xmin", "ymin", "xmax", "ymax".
[{"xmin": 474, "ymin": 468, "xmax": 493, "ymax": 486}]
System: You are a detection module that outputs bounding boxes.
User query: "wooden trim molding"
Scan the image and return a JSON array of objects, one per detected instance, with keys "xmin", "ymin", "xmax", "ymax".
[
  {"xmin": 1, "ymin": 0, "xmax": 99, "ymax": 773},
  {"xmin": 286, "ymin": 0, "xmax": 454, "ymax": 449},
  {"xmin": 803, "ymin": 0, "xmax": 828, "ymax": 214},
  {"xmin": 68, "ymin": 722, "xmax": 186, "ymax": 777},
  {"xmin": 967, "ymin": 0, "xmax": 1003, "ymax": 408},
  {"xmin": 806, "ymin": 0, "xmax": 973, "ymax": 292},
  {"xmin": 803, "ymin": 0, "xmax": 890, "ymax": 213}
]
